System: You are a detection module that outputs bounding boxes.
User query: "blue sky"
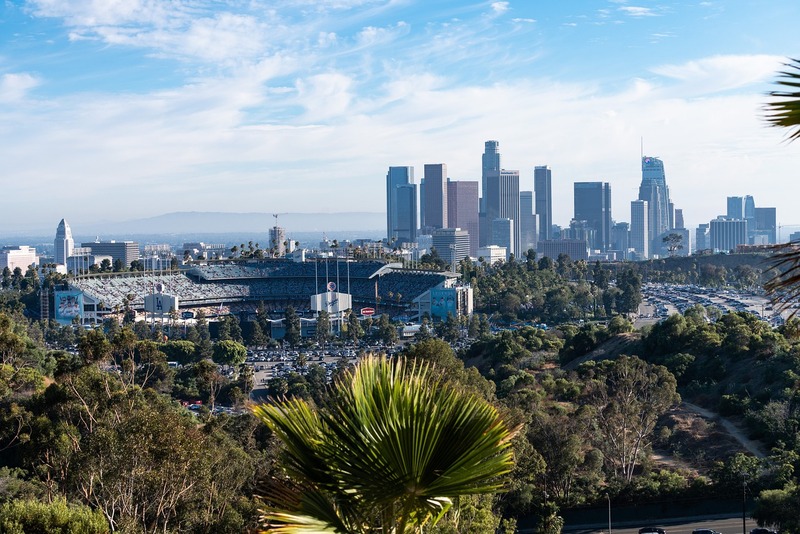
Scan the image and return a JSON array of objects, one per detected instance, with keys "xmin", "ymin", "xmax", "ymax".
[{"xmin": 1, "ymin": 0, "xmax": 799, "ymax": 236}]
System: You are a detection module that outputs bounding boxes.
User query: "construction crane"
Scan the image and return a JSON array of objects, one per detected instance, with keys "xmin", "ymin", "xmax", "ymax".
[{"xmin": 272, "ymin": 212, "xmax": 288, "ymax": 227}]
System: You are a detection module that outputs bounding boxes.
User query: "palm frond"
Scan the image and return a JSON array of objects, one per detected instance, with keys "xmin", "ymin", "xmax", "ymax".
[
  {"xmin": 764, "ymin": 58, "xmax": 800, "ymax": 141},
  {"xmin": 251, "ymin": 355, "xmax": 518, "ymax": 532},
  {"xmin": 765, "ymin": 241, "xmax": 800, "ymax": 315}
]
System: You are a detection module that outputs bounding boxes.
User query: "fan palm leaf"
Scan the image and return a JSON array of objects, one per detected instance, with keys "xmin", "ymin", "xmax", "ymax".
[
  {"xmin": 252, "ymin": 355, "xmax": 518, "ymax": 533},
  {"xmin": 764, "ymin": 58, "xmax": 800, "ymax": 308},
  {"xmin": 765, "ymin": 58, "xmax": 800, "ymax": 141}
]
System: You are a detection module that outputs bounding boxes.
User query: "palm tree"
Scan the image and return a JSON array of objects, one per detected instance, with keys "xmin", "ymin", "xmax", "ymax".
[
  {"xmin": 765, "ymin": 58, "xmax": 800, "ymax": 141},
  {"xmin": 765, "ymin": 58, "xmax": 800, "ymax": 310},
  {"xmin": 251, "ymin": 355, "xmax": 518, "ymax": 533}
]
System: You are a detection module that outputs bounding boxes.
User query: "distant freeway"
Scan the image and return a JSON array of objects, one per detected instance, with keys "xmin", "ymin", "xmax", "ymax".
[{"xmin": 561, "ymin": 515, "xmax": 760, "ymax": 534}]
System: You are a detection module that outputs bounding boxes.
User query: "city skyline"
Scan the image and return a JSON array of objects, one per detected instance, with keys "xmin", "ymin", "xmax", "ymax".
[{"xmin": 2, "ymin": 1, "xmax": 800, "ymax": 234}]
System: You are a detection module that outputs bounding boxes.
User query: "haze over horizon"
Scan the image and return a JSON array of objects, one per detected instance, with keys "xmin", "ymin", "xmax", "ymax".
[{"xmin": 2, "ymin": 1, "xmax": 800, "ymax": 234}]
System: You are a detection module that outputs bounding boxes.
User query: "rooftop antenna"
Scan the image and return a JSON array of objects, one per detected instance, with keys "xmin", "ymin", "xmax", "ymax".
[
  {"xmin": 272, "ymin": 213, "xmax": 288, "ymax": 227},
  {"xmin": 640, "ymin": 137, "xmax": 644, "ymax": 160}
]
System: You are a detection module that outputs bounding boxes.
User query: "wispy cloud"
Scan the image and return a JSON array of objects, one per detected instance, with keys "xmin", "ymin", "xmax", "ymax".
[
  {"xmin": 1, "ymin": 2, "xmax": 797, "ymax": 233},
  {"xmin": 491, "ymin": 2, "xmax": 509, "ymax": 14},
  {"xmin": 0, "ymin": 73, "xmax": 40, "ymax": 102},
  {"xmin": 651, "ymin": 54, "xmax": 783, "ymax": 94},
  {"xmin": 618, "ymin": 6, "xmax": 658, "ymax": 17}
]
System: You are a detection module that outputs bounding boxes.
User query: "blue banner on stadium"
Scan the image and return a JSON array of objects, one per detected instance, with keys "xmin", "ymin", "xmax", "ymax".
[{"xmin": 54, "ymin": 290, "xmax": 83, "ymax": 324}]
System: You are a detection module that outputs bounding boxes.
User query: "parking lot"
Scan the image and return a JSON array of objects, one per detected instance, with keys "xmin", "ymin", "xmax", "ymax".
[
  {"xmin": 246, "ymin": 344, "xmax": 397, "ymax": 399},
  {"xmin": 639, "ymin": 283, "xmax": 786, "ymax": 327}
]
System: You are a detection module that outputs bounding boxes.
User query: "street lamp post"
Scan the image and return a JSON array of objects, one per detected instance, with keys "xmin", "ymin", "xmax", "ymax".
[
  {"xmin": 742, "ymin": 473, "xmax": 747, "ymax": 534},
  {"xmin": 608, "ymin": 493, "xmax": 612, "ymax": 534}
]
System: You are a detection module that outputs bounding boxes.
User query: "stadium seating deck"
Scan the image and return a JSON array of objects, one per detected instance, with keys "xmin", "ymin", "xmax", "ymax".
[{"xmin": 72, "ymin": 260, "xmax": 448, "ymax": 312}]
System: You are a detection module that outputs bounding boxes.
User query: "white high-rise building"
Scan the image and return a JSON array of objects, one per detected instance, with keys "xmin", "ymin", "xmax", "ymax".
[
  {"xmin": 639, "ymin": 157, "xmax": 671, "ymax": 253},
  {"xmin": 710, "ymin": 218, "xmax": 747, "ymax": 252},
  {"xmin": 269, "ymin": 226, "xmax": 287, "ymax": 257},
  {"xmin": 54, "ymin": 219, "xmax": 74, "ymax": 265},
  {"xmin": 0, "ymin": 246, "xmax": 38, "ymax": 271}
]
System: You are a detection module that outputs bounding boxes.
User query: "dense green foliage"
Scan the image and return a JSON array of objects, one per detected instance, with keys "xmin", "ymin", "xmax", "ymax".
[
  {"xmin": 465, "ymin": 254, "xmax": 641, "ymax": 324},
  {"xmin": 7, "ymin": 250, "xmax": 800, "ymax": 531}
]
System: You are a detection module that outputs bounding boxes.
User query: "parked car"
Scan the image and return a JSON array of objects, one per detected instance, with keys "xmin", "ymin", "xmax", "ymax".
[
  {"xmin": 639, "ymin": 528, "xmax": 667, "ymax": 534},
  {"xmin": 750, "ymin": 529, "xmax": 777, "ymax": 534},
  {"xmin": 692, "ymin": 529, "xmax": 721, "ymax": 534}
]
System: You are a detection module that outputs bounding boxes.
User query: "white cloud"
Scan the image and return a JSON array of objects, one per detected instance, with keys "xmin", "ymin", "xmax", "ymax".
[
  {"xmin": 295, "ymin": 72, "xmax": 354, "ymax": 120},
  {"xmin": 0, "ymin": 73, "xmax": 40, "ymax": 102},
  {"xmin": 651, "ymin": 54, "xmax": 783, "ymax": 94},
  {"xmin": 511, "ymin": 18, "xmax": 536, "ymax": 23},
  {"xmin": 318, "ymin": 31, "xmax": 338, "ymax": 47},
  {"xmin": 618, "ymin": 6, "xmax": 658, "ymax": 17},
  {"xmin": 491, "ymin": 2, "xmax": 509, "ymax": 14},
  {"xmin": 1, "ymin": 4, "xmax": 798, "ymax": 234},
  {"xmin": 3, "ymin": 56, "xmax": 792, "ymax": 233}
]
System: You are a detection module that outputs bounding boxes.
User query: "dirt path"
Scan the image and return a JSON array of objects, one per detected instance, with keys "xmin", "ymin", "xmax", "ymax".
[{"xmin": 682, "ymin": 402, "xmax": 766, "ymax": 458}]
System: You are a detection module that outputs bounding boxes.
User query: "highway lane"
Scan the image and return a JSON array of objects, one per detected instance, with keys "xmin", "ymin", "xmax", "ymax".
[{"xmin": 564, "ymin": 515, "xmax": 760, "ymax": 534}]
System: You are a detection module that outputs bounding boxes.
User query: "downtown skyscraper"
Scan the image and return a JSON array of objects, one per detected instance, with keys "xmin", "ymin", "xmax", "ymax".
[
  {"xmin": 386, "ymin": 166, "xmax": 417, "ymax": 244},
  {"xmin": 630, "ymin": 200, "xmax": 649, "ymax": 259},
  {"xmin": 481, "ymin": 140, "xmax": 501, "ymax": 214},
  {"xmin": 447, "ymin": 180, "xmax": 479, "ymax": 257},
  {"xmin": 484, "ymin": 169, "xmax": 521, "ymax": 255},
  {"xmin": 534, "ymin": 166, "xmax": 552, "ymax": 241},
  {"xmin": 573, "ymin": 182, "xmax": 611, "ymax": 251},
  {"xmin": 421, "ymin": 164, "xmax": 447, "ymax": 232},
  {"xmin": 519, "ymin": 191, "xmax": 537, "ymax": 253},
  {"xmin": 638, "ymin": 156, "xmax": 672, "ymax": 252}
]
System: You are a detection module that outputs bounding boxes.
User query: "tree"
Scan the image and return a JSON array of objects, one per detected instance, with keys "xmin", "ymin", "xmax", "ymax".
[
  {"xmin": 376, "ymin": 313, "xmax": 398, "ymax": 346},
  {"xmin": 346, "ymin": 310, "xmax": 363, "ymax": 342},
  {"xmin": 583, "ymin": 355, "xmax": 680, "ymax": 481},
  {"xmin": 436, "ymin": 313, "xmax": 460, "ymax": 343},
  {"xmin": 753, "ymin": 483, "xmax": 800, "ymax": 532},
  {"xmin": 212, "ymin": 340, "xmax": 247, "ymax": 366},
  {"xmin": 662, "ymin": 233, "xmax": 684, "ymax": 256},
  {"xmin": 251, "ymin": 356, "xmax": 518, "ymax": 532},
  {"xmin": 0, "ymin": 498, "xmax": 109, "ymax": 533},
  {"xmin": 78, "ymin": 329, "xmax": 111, "ymax": 364},
  {"xmin": 195, "ymin": 360, "xmax": 225, "ymax": 411},
  {"xmin": 316, "ymin": 310, "xmax": 331, "ymax": 344},
  {"xmin": 248, "ymin": 320, "xmax": 268, "ymax": 348},
  {"xmin": 284, "ymin": 306, "xmax": 301, "ymax": 347},
  {"xmin": 616, "ymin": 268, "xmax": 642, "ymax": 315}
]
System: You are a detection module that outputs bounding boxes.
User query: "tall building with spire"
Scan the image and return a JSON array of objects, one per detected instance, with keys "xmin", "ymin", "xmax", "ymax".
[
  {"xmin": 639, "ymin": 156, "xmax": 671, "ymax": 252},
  {"xmin": 54, "ymin": 219, "xmax": 74, "ymax": 265}
]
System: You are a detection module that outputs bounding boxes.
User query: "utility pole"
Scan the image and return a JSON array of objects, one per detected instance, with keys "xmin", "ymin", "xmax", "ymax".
[{"xmin": 742, "ymin": 474, "xmax": 747, "ymax": 534}]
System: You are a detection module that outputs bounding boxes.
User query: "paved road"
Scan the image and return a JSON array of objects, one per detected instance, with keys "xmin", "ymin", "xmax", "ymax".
[{"xmin": 563, "ymin": 514, "xmax": 757, "ymax": 534}]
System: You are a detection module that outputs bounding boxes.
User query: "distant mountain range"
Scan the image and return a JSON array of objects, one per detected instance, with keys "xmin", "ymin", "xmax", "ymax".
[
  {"xmin": 1, "ymin": 211, "xmax": 385, "ymax": 241},
  {"xmin": 99, "ymin": 211, "xmax": 384, "ymax": 234}
]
